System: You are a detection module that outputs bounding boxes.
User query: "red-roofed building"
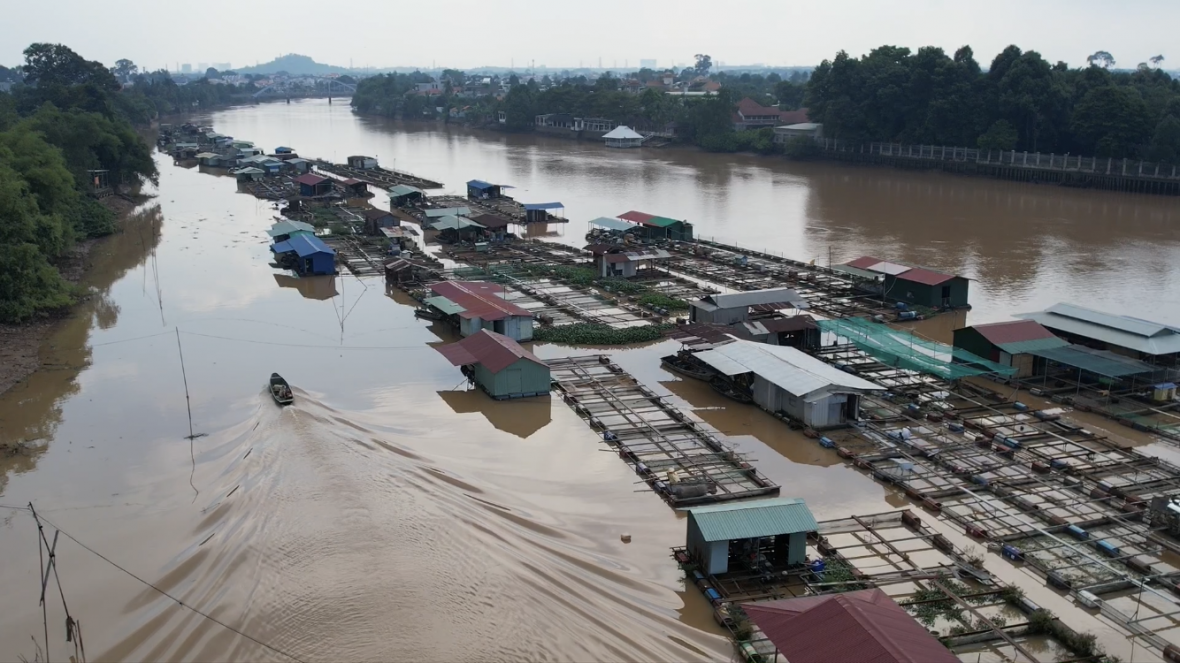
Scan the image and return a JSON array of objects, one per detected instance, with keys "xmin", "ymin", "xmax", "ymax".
[
  {"xmin": 734, "ymin": 97, "xmax": 783, "ymax": 130},
  {"xmin": 953, "ymin": 320, "xmax": 1067, "ymax": 377},
  {"xmin": 842, "ymin": 257, "xmax": 970, "ymax": 310},
  {"xmin": 743, "ymin": 589, "xmax": 958, "ymax": 663},
  {"xmin": 428, "ymin": 281, "xmax": 534, "ymax": 341},
  {"xmin": 435, "ymin": 329, "xmax": 550, "ymax": 399}
]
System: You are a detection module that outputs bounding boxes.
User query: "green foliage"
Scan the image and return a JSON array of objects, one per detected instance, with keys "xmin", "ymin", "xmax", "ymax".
[
  {"xmin": 532, "ymin": 322, "xmax": 673, "ymax": 345},
  {"xmin": 782, "ymin": 135, "xmax": 821, "ymax": 159},
  {"xmin": 806, "ymin": 43, "xmax": 1180, "ymax": 159},
  {"xmin": 1149, "ymin": 115, "xmax": 1180, "ymax": 162},
  {"xmin": 977, "ymin": 120, "xmax": 1019, "ymax": 150},
  {"xmin": 638, "ymin": 293, "xmax": 688, "ymax": 311}
]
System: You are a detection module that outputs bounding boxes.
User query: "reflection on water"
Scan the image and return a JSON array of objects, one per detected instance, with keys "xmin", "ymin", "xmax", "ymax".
[
  {"xmin": 273, "ymin": 274, "xmax": 339, "ymax": 300},
  {"xmin": 436, "ymin": 390, "xmax": 553, "ymax": 439}
]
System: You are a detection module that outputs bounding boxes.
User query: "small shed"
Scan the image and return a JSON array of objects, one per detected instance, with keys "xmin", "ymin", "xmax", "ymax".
[
  {"xmin": 270, "ymin": 234, "xmax": 337, "ymax": 276},
  {"xmin": 953, "ymin": 320, "xmax": 1067, "ymax": 378},
  {"xmin": 388, "ymin": 184, "xmax": 426, "ymax": 208},
  {"xmin": 685, "ymin": 497, "xmax": 817, "ymax": 576},
  {"xmin": 689, "ymin": 288, "xmax": 809, "ymax": 325},
  {"xmin": 470, "ymin": 213, "xmax": 512, "ymax": 240},
  {"xmin": 234, "ymin": 167, "xmax": 264, "ymax": 182},
  {"xmin": 739, "ymin": 315, "xmax": 821, "ymax": 350},
  {"xmin": 196, "ymin": 152, "xmax": 221, "ymax": 167},
  {"xmin": 347, "ymin": 155, "xmax": 378, "ymax": 170},
  {"xmin": 267, "ymin": 219, "xmax": 316, "ymax": 242},
  {"xmin": 523, "ymin": 202, "xmax": 564, "ymax": 224},
  {"xmin": 844, "ymin": 256, "xmax": 970, "ymax": 309},
  {"xmin": 275, "ymin": 146, "xmax": 294, "ymax": 154},
  {"xmin": 694, "ymin": 339, "xmax": 883, "ymax": 428},
  {"xmin": 428, "ymin": 281, "xmax": 534, "ymax": 341},
  {"xmin": 435, "ymin": 329, "xmax": 550, "ymax": 400},
  {"xmin": 342, "ymin": 178, "xmax": 369, "ymax": 197},
  {"xmin": 602, "ymin": 125, "xmax": 644, "ymax": 148},
  {"xmin": 295, "ymin": 174, "xmax": 333, "ymax": 197},
  {"xmin": 363, "ymin": 208, "xmax": 398, "ymax": 235},
  {"xmin": 467, "ymin": 179, "xmax": 507, "ymax": 200},
  {"xmin": 589, "ymin": 245, "xmax": 672, "ymax": 278},
  {"xmin": 285, "ymin": 158, "xmax": 311, "ymax": 174}
]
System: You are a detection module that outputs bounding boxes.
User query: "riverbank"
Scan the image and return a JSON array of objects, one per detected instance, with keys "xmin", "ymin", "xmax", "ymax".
[{"xmin": 0, "ymin": 195, "xmax": 142, "ymax": 406}]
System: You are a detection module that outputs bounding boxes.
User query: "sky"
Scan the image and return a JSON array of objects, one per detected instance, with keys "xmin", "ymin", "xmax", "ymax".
[{"xmin": 3, "ymin": 0, "xmax": 1176, "ymax": 72}]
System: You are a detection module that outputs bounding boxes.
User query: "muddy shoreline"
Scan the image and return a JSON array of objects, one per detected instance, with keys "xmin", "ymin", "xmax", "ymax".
[{"xmin": 0, "ymin": 195, "xmax": 141, "ymax": 409}]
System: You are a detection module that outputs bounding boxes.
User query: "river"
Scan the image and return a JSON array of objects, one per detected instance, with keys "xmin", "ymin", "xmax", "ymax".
[{"xmin": 1, "ymin": 99, "xmax": 1179, "ymax": 662}]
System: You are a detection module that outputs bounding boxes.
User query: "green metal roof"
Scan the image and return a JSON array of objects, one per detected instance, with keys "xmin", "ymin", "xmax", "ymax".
[
  {"xmin": 646, "ymin": 216, "xmax": 682, "ymax": 228},
  {"xmin": 388, "ymin": 184, "xmax": 424, "ymax": 197},
  {"xmin": 686, "ymin": 497, "xmax": 817, "ymax": 542},
  {"xmin": 995, "ymin": 337, "xmax": 1068, "ymax": 355},
  {"xmin": 424, "ymin": 296, "xmax": 466, "ymax": 316},
  {"xmin": 1028, "ymin": 345, "xmax": 1156, "ymax": 378}
]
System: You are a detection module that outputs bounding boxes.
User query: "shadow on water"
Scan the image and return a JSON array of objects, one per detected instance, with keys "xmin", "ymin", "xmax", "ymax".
[
  {"xmin": 0, "ymin": 203, "xmax": 164, "ymax": 493},
  {"xmin": 272, "ymin": 274, "xmax": 339, "ymax": 300},
  {"xmin": 436, "ymin": 390, "xmax": 553, "ymax": 439}
]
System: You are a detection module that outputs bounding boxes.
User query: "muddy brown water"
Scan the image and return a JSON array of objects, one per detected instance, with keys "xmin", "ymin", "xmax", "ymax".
[{"xmin": 1, "ymin": 99, "xmax": 1179, "ymax": 662}]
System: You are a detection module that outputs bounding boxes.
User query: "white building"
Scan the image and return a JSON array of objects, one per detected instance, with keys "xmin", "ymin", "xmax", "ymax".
[
  {"xmin": 689, "ymin": 288, "xmax": 809, "ymax": 325},
  {"xmin": 774, "ymin": 123, "xmax": 824, "ymax": 143},
  {"xmin": 602, "ymin": 125, "xmax": 644, "ymax": 148},
  {"xmin": 694, "ymin": 339, "xmax": 883, "ymax": 428}
]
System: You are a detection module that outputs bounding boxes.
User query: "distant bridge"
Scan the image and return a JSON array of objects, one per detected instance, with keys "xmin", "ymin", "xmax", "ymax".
[{"xmin": 253, "ymin": 79, "xmax": 357, "ymax": 99}]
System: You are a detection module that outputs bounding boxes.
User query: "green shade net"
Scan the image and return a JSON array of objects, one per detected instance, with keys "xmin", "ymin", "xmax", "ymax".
[{"xmin": 818, "ymin": 317, "xmax": 1017, "ymax": 380}]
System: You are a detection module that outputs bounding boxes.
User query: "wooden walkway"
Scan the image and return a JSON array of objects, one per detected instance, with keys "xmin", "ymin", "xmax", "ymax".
[
  {"xmin": 313, "ymin": 160, "xmax": 443, "ymax": 190},
  {"xmin": 549, "ymin": 355, "xmax": 779, "ymax": 507}
]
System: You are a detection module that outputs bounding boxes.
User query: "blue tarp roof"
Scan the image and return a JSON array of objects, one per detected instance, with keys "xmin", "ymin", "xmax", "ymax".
[
  {"xmin": 271, "ymin": 234, "xmax": 335, "ymax": 257},
  {"xmin": 467, "ymin": 179, "xmax": 496, "ymax": 190},
  {"xmin": 523, "ymin": 202, "xmax": 564, "ymax": 211}
]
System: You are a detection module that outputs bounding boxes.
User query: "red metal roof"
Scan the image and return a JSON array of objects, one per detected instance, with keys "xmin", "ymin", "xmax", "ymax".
[
  {"xmin": 744, "ymin": 589, "xmax": 958, "ymax": 663},
  {"xmin": 971, "ymin": 320, "xmax": 1058, "ymax": 346},
  {"xmin": 618, "ymin": 210, "xmax": 656, "ymax": 224},
  {"xmin": 845, "ymin": 256, "xmax": 886, "ymax": 269},
  {"xmin": 778, "ymin": 108, "xmax": 810, "ymax": 124},
  {"xmin": 429, "ymin": 281, "xmax": 532, "ymax": 321},
  {"xmin": 737, "ymin": 97, "xmax": 779, "ymax": 117},
  {"xmin": 895, "ymin": 267, "xmax": 956, "ymax": 286},
  {"xmin": 295, "ymin": 174, "xmax": 329, "ymax": 186},
  {"xmin": 342, "ymin": 178, "xmax": 366, "ymax": 186},
  {"xmin": 434, "ymin": 329, "xmax": 545, "ymax": 373}
]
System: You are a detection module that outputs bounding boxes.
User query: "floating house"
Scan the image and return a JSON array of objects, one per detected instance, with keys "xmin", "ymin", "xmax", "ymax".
[
  {"xmin": 953, "ymin": 320, "xmax": 1067, "ymax": 378},
  {"xmin": 1016, "ymin": 303, "xmax": 1180, "ymax": 366},
  {"xmin": 587, "ymin": 244, "xmax": 672, "ymax": 278},
  {"xmin": 347, "ymin": 155, "xmax": 378, "ymax": 170},
  {"xmin": 522, "ymin": 202, "xmax": 564, "ymax": 224},
  {"xmin": 196, "ymin": 152, "xmax": 221, "ymax": 167},
  {"xmin": 684, "ymin": 497, "xmax": 817, "ymax": 575},
  {"xmin": 743, "ymin": 589, "xmax": 959, "ymax": 663},
  {"xmin": 295, "ymin": 173, "xmax": 333, "ymax": 197},
  {"xmin": 844, "ymin": 256, "xmax": 970, "ymax": 309},
  {"xmin": 773, "ymin": 122, "xmax": 824, "ymax": 144},
  {"xmin": 233, "ymin": 167, "xmax": 264, "ymax": 182},
  {"xmin": 428, "ymin": 215, "xmax": 484, "ymax": 242},
  {"xmin": 739, "ymin": 315, "xmax": 821, "ymax": 350},
  {"xmin": 270, "ymin": 234, "xmax": 336, "ymax": 276},
  {"xmin": 470, "ymin": 213, "xmax": 512, "ymax": 240},
  {"xmin": 689, "ymin": 288, "xmax": 809, "ymax": 325},
  {"xmin": 617, "ymin": 210, "xmax": 694, "ymax": 241},
  {"xmin": 467, "ymin": 180, "xmax": 509, "ymax": 200},
  {"xmin": 342, "ymin": 178, "xmax": 369, "ymax": 197},
  {"xmin": 266, "ymin": 220, "xmax": 316, "ymax": 242},
  {"xmin": 693, "ymin": 338, "xmax": 883, "ymax": 428},
  {"xmin": 362, "ymin": 208, "xmax": 398, "ymax": 235},
  {"xmin": 388, "ymin": 184, "xmax": 425, "ymax": 208},
  {"xmin": 274, "ymin": 146, "xmax": 294, "ymax": 154},
  {"xmin": 435, "ymin": 329, "xmax": 550, "ymax": 400},
  {"xmin": 285, "ymin": 158, "xmax": 311, "ymax": 174},
  {"xmin": 602, "ymin": 125, "xmax": 644, "ymax": 148},
  {"xmin": 426, "ymin": 281, "xmax": 534, "ymax": 341}
]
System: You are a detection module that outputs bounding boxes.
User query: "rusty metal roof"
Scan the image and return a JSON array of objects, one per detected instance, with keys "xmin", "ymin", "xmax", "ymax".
[
  {"xmin": 970, "ymin": 320, "xmax": 1059, "ymax": 346},
  {"xmin": 895, "ymin": 267, "xmax": 956, "ymax": 286},
  {"xmin": 434, "ymin": 329, "xmax": 546, "ymax": 373},
  {"xmin": 430, "ymin": 281, "xmax": 532, "ymax": 321}
]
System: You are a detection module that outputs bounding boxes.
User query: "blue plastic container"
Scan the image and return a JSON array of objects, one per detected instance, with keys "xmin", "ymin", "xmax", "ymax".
[
  {"xmin": 1066, "ymin": 524, "xmax": 1090, "ymax": 540},
  {"xmin": 819, "ymin": 437, "xmax": 836, "ymax": 449},
  {"xmin": 704, "ymin": 588, "xmax": 722, "ymax": 602},
  {"xmin": 1096, "ymin": 540, "xmax": 1120, "ymax": 557},
  {"xmin": 1014, "ymin": 402, "xmax": 1029, "ymax": 411}
]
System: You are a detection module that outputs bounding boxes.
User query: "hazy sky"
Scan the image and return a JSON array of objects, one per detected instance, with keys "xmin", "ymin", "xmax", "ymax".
[{"xmin": 3, "ymin": 0, "xmax": 1176, "ymax": 71}]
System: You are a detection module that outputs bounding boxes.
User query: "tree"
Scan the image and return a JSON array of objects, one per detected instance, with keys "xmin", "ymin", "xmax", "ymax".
[
  {"xmin": 205, "ymin": 67, "xmax": 220, "ymax": 79},
  {"xmin": 694, "ymin": 54, "xmax": 712, "ymax": 77},
  {"xmin": 1150, "ymin": 55, "xmax": 1165, "ymax": 68},
  {"xmin": 111, "ymin": 58, "xmax": 138, "ymax": 83},
  {"xmin": 501, "ymin": 84, "xmax": 536, "ymax": 131},
  {"xmin": 1070, "ymin": 85, "xmax": 1152, "ymax": 156},
  {"xmin": 1086, "ymin": 51, "xmax": 1115, "ymax": 69},
  {"xmin": 774, "ymin": 80, "xmax": 805, "ymax": 109},
  {"xmin": 977, "ymin": 120, "xmax": 1018, "ymax": 150},
  {"xmin": 23, "ymin": 43, "xmax": 118, "ymax": 90},
  {"xmin": 1148, "ymin": 115, "xmax": 1180, "ymax": 163}
]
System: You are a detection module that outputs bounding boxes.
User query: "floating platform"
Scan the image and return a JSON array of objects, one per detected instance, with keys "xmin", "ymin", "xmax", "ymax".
[
  {"xmin": 548, "ymin": 355, "xmax": 779, "ymax": 507},
  {"xmin": 313, "ymin": 160, "xmax": 443, "ymax": 190}
]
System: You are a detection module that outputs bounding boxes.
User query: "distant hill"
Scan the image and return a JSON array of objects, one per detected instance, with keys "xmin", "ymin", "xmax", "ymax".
[{"xmin": 236, "ymin": 54, "xmax": 350, "ymax": 76}]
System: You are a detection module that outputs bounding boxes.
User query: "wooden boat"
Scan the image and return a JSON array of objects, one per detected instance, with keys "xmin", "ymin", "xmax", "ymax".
[
  {"xmin": 660, "ymin": 353, "xmax": 712, "ymax": 381},
  {"xmin": 710, "ymin": 376, "xmax": 753, "ymax": 404},
  {"xmin": 269, "ymin": 373, "xmax": 294, "ymax": 406}
]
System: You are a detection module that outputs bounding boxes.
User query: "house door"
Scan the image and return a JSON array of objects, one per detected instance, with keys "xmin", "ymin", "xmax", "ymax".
[
  {"xmin": 503, "ymin": 369, "xmax": 523, "ymax": 394},
  {"xmin": 941, "ymin": 285, "xmax": 952, "ymax": 307}
]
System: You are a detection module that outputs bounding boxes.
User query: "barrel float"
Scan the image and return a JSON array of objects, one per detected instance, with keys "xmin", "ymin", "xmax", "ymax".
[
  {"xmin": 965, "ymin": 524, "xmax": 988, "ymax": 539},
  {"xmin": 922, "ymin": 497, "xmax": 942, "ymax": 514},
  {"xmin": 932, "ymin": 534, "xmax": 953, "ymax": 552},
  {"xmin": 1031, "ymin": 461, "xmax": 1050, "ymax": 474},
  {"xmin": 1047, "ymin": 572, "xmax": 1072, "ymax": 590},
  {"xmin": 1164, "ymin": 644, "xmax": 1180, "ymax": 663},
  {"xmin": 837, "ymin": 447, "xmax": 854, "ymax": 459},
  {"xmin": 901, "ymin": 510, "xmax": 921, "ymax": 529}
]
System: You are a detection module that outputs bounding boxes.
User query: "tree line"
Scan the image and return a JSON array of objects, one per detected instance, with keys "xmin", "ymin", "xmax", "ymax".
[
  {"xmin": 0, "ymin": 44, "xmax": 158, "ymax": 322},
  {"xmin": 806, "ymin": 45, "xmax": 1180, "ymax": 162}
]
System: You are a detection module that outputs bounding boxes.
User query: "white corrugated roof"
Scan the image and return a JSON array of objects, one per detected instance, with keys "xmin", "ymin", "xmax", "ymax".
[
  {"xmin": 694, "ymin": 339, "xmax": 883, "ymax": 398},
  {"xmin": 602, "ymin": 125, "xmax": 643, "ymax": 140},
  {"xmin": 865, "ymin": 261, "xmax": 912, "ymax": 276},
  {"xmin": 1016, "ymin": 303, "xmax": 1180, "ymax": 356},
  {"xmin": 696, "ymin": 288, "xmax": 809, "ymax": 312}
]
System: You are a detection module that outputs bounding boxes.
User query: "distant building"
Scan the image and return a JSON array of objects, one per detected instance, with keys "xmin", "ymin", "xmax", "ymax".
[
  {"xmin": 346, "ymin": 155, "xmax": 378, "ymax": 170},
  {"xmin": 295, "ymin": 173, "xmax": 333, "ymax": 197},
  {"xmin": 685, "ymin": 497, "xmax": 817, "ymax": 575},
  {"xmin": 181, "ymin": 63, "xmax": 192, "ymax": 73},
  {"xmin": 689, "ymin": 288, "xmax": 809, "ymax": 325},
  {"xmin": 284, "ymin": 158, "xmax": 311, "ymax": 174},
  {"xmin": 602, "ymin": 125, "xmax": 644, "ymax": 148},
  {"xmin": 270, "ymin": 234, "xmax": 336, "ymax": 276},
  {"xmin": 587, "ymin": 245, "xmax": 672, "ymax": 278},
  {"xmin": 467, "ymin": 179, "xmax": 508, "ymax": 200},
  {"xmin": 744, "ymin": 589, "xmax": 959, "ymax": 663},
  {"xmin": 844, "ymin": 256, "xmax": 970, "ymax": 310},
  {"xmin": 616, "ymin": 210, "xmax": 693, "ymax": 241},
  {"xmin": 435, "ymin": 329, "xmax": 550, "ymax": 400},
  {"xmin": 733, "ymin": 97, "xmax": 782, "ymax": 130},
  {"xmin": 693, "ymin": 338, "xmax": 883, "ymax": 428},
  {"xmin": 1016, "ymin": 303, "xmax": 1180, "ymax": 366},
  {"xmin": 774, "ymin": 122, "xmax": 823, "ymax": 143},
  {"xmin": 362, "ymin": 208, "xmax": 398, "ymax": 235},
  {"xmin": 388, "ymin": 184, "xmax": 425, "ymax": 208}
]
